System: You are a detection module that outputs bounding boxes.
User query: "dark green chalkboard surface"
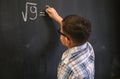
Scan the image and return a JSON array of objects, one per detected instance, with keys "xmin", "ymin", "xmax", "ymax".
[
  {"xmin": 0, "ymin": 0, "xmax": 119, "ymax": 79},
  {"xmin": 0, "ymin": 0, "xmax": 59, "ymax": 79}
]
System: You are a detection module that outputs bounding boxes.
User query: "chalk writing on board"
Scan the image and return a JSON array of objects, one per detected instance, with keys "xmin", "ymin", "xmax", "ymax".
[{"xmin": 22, "ymin": 2, "xmax": 37, "ymax": 22}]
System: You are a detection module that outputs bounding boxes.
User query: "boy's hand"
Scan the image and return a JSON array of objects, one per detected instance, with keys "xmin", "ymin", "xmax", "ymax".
[
  {"xmin": 45, "ymin": 6, "xmax": 63, "ymax": 26},
  {"xmin": 46, "ymin": 7, "xmax": 59, "ymax": 19}
]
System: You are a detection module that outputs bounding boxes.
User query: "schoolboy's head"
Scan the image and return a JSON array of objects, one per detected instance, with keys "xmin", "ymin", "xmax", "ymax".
[{"xmin": 62, "ymin": 15, "xmax": 91, "ymax": 45}]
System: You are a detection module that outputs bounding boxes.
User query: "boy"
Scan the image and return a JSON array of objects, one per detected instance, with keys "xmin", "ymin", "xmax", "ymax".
[{"xmin": 46, "ymin": 7, "xmax": 95, "ymax": 79}]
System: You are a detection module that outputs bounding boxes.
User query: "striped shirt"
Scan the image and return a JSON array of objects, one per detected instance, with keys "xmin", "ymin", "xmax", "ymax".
[{"xmin": 57, "ymin": 42, "xmax": 95, "ymax": 79}]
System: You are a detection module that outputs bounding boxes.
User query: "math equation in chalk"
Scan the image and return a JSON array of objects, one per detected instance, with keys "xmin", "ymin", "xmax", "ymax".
[{"xmin": 22, "ymin": 2, "xmax": 45, "ymax": 22}]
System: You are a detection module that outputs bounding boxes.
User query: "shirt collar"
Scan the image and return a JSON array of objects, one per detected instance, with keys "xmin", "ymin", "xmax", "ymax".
[{"xmin": 62, "ymin": 42, "xmax": 88, "ymax": 61}]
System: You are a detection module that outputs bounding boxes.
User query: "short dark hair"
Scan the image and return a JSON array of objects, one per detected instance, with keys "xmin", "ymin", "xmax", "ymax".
[{"xmin": 62, "ymin": 15, "xmax": 91, "ymax": 45}]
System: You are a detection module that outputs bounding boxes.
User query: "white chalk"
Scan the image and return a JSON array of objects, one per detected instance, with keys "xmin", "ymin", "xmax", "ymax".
[{"xmin": 45, "ymin": 5, "xmax": 50, "ymax": 8}]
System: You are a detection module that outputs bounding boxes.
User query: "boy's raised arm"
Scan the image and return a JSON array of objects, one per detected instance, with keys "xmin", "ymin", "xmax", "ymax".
[{"xmin": 45, "ymin": 7, "xmax": 63, "ymax": 27}]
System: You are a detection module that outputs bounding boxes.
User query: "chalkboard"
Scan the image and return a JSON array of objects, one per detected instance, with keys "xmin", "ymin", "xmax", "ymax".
[
  {"xmin": 0, "ymin": 0, "xmax": 59, "ymax": 79},
  {"xmin": 0, "ymin": 0, "xmax": 118, "ymax": 79}
]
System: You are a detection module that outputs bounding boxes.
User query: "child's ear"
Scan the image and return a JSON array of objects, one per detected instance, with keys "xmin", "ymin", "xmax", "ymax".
[{"xmin": 65, "ymin": 37, "xmax": 71, "ymax": 46}]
